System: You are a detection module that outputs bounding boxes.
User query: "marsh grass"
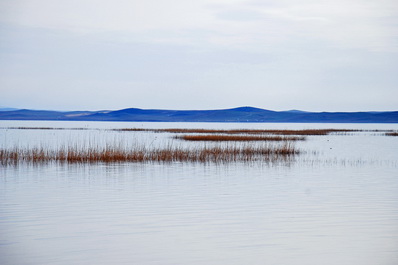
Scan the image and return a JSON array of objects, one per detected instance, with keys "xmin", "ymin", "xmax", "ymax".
[
  {"xmin": 4, "ymin": 127, "xmax": 393, "ymax": 136},
  {"xmin": 113, "ymin": 128, "xmax": 361, "ymax": 135},
  {"xmin": 0, "ymin": 142, "xmax": 299, "ymax": 165},
  {"xmin": 174, "ymin": 135, "xmax": 305, "ymax": 141},
  {"xmin": 386, "ymin": 132, "xmax": 398, "ymax": 136}
]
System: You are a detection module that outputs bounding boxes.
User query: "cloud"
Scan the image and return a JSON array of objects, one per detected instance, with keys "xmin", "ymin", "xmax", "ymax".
[
  {"xmin": 0, "ymin": 0, "xmax": 217, "ymax": 32},
  {"xmin": 0, "ymin": 0, "xmax": 397, "ymax": 111},
  {"xmin": 1, "ymin": 0, "xmax": 397, "ymax": 52}
]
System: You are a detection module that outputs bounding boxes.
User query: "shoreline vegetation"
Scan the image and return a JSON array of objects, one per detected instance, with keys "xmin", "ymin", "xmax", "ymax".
[{"xmin": 0, "ymin": 142, "xmax": 298, "ymax": 164}]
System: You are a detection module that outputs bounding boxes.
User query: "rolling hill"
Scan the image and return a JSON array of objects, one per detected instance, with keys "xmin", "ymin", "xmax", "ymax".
[{"xmin": 0, "ymin": 106, "xmax": 397, "ymax": 123}]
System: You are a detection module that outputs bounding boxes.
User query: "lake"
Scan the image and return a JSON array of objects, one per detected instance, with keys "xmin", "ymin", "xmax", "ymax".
[{"xmin": 1, "ymin": 120, "xmax": 398, "ymax": 265}]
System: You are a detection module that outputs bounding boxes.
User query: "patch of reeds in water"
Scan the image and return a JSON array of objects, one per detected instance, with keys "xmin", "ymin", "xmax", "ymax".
[
  {"xmin": 113, "ymin": 128, "xmax": 361, "ymax": 135},
  {"xmin": 4, "ymin": 127, "xmax": 394, "ymax": 136},
  {"xmin": 174, "ymin": 135, "xmax": 305, "ymax": 141},
  {"xmin": 0, "ymin": 142, "xmax": 299, "ymax": 165},
  {"xmin": 386, "ymin": 132, "xmax": 398, "ymax": 136}
]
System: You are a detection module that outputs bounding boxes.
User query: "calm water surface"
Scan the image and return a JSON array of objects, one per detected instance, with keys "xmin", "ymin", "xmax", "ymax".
[{"xmin": 1, "ymin": 121, "xmax": 398, "ymax": 265}]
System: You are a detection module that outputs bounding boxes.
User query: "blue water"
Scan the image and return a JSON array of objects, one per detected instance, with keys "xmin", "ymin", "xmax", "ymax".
[{"xmin": 1, "ymin": 121, "xmax": 398, "ymax": 265}]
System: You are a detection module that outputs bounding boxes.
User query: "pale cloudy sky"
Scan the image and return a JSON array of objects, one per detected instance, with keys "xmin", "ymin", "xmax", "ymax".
[{"xmin": 0, "ymin": 0, "xmax": 397, "ymax": 111}]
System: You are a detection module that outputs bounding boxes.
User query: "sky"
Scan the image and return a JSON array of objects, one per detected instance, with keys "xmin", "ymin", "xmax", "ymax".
[{"xmin": 0, "ymin": 0, "xmax": 397, "ymax": 112}]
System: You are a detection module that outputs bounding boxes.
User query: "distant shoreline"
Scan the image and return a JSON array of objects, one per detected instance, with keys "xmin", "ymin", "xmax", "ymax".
[{"xmin": 1, "ymin": 106, "xmax": 397, "ymax": 123}]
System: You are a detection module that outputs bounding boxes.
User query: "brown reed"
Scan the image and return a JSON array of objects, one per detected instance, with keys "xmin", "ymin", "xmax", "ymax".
[
  {"xmin": 0, "ymin": 143, "xmax": 299, "ymax": 164},
  {"xmin": 3, "ymin": 127, "xmax": 385, "ymax": 136},
  {"xmin": 175, "ymin": 135, "xmax": 305, "ymax": 141},
  {"xmin": 113, "ymin": 128, "xmax": 360, "ymax": 135},
  {"xmin": 386, "ymin": 132, "xmax": 398, "ymax": 136}
]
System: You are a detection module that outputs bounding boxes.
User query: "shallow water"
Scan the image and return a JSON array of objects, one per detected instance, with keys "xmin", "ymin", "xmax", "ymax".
[{"xmin": 1, "ymin": 121, "xmax": 398, "ymax": 265}]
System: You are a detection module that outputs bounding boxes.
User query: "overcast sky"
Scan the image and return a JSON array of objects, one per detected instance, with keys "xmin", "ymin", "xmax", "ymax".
[{"xmin": 0, "ymin": 0, "xmax": 397, "ymax": 111}]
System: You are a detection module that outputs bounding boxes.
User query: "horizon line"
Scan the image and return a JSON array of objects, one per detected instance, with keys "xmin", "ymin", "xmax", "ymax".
[{"xmin": 1, "ymin": 106, "xmax": 397, "ymax": 113}]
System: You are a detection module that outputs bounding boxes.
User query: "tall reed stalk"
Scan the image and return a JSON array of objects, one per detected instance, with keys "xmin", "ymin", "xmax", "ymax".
[{"xmin": 0, "ymin": 142, "xmax": 299, "ymax": 164}]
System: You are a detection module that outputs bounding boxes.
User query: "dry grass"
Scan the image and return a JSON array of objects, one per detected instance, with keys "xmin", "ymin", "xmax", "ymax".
[
  {"xmin": 0, "ymin": 143, "xmax": 299, "ymax": 164},
  {"xmin": 175, "ymin": 135, "xmax": 305, "ymax": 141},
  {"xmin": 386, "ymin": 132, "xmax": 398, "ymax": 136}
]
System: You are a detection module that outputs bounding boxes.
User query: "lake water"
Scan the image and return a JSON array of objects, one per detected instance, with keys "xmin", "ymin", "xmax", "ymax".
[{"xmin": 1, "ymin": 121, "xmax": 398, "ymax": 265}]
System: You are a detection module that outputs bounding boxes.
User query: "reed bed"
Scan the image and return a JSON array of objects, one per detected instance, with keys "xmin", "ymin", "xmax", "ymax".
[
  {"xmin": 386, "ymin": 132, "xmax": 398, "ymax": 136},
  {"xmin": 0, "ymin": 143, "xmax": 299, "ymax": 164},
  {"xmin": 113, "ymin": 128, "xmax": 361, "ymax": 135},
  {"xmin": 4, "ymin": 127, "xmax": 390, "ymax": 136},
  {"xmin": 175, "ymin": 135, "xmax": 305, "ymax": 141}
]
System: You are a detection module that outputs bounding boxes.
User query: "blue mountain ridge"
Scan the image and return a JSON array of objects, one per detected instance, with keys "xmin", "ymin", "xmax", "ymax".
[{"xmin": 0, "ymin": 107, "xmax": 397, "ymax": 123}]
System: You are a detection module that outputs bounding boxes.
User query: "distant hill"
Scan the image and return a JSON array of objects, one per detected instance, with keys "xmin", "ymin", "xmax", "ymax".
[
  {"xmin": 0, "ymin": 107, "xmax": 20, "ymax": 111},
  {"xmin": 0, "ymin": 106, "xmax": 397, "ymax": 123}
]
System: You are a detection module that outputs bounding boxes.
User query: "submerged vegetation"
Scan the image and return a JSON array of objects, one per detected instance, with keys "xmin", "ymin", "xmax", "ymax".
[{"xmin": 0, "ymin": 142, "xmax": 299, "ymax": 165}]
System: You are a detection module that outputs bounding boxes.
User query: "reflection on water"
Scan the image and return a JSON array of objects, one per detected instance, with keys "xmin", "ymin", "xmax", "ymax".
[{"xmin": 1, "ymin": 121, "xmax": 398, "ymax": 265}]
